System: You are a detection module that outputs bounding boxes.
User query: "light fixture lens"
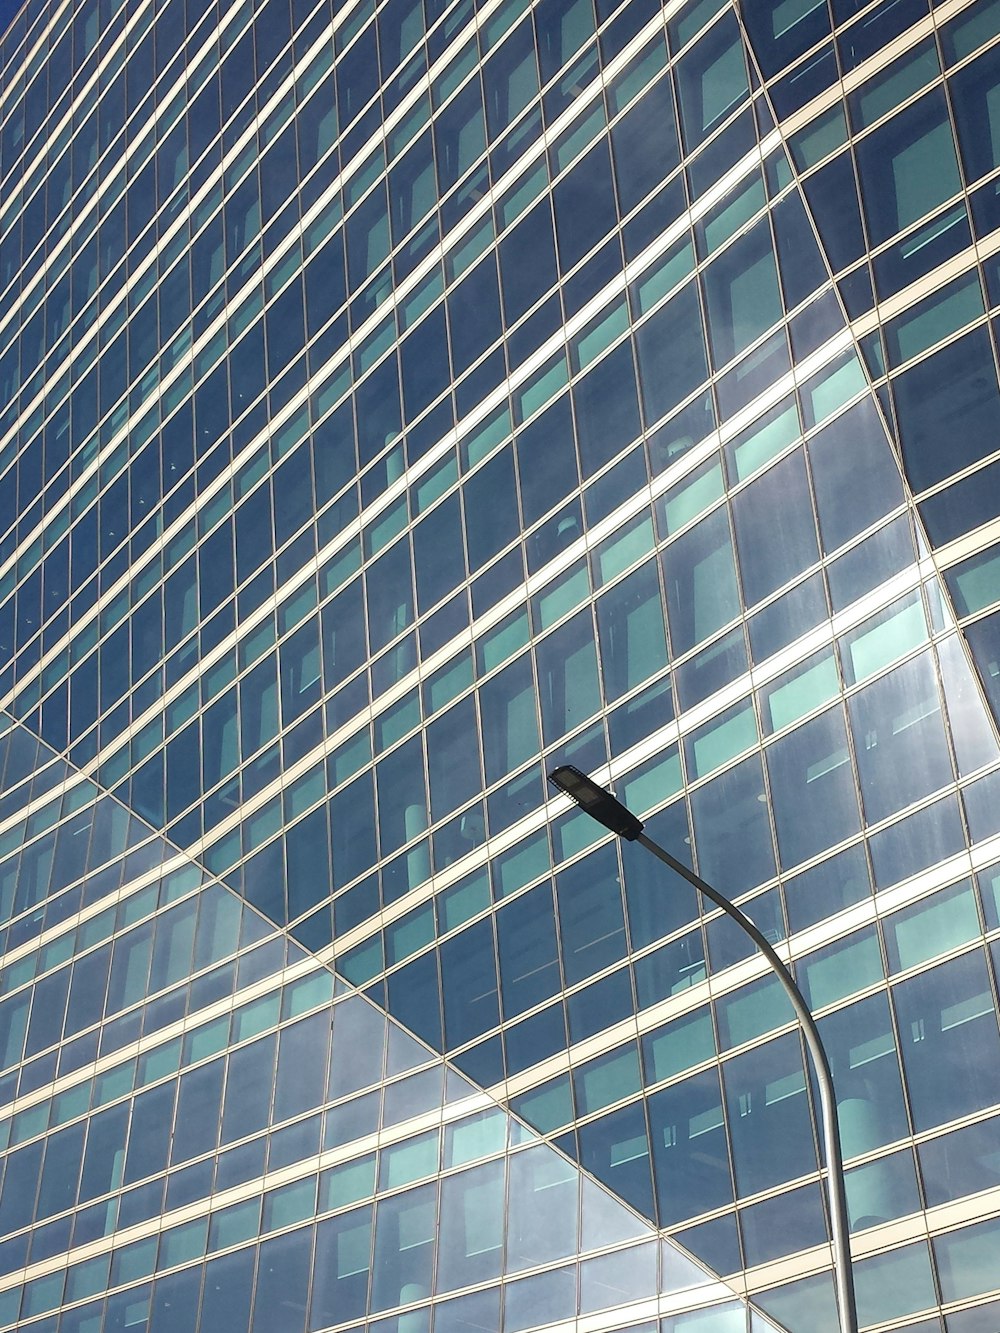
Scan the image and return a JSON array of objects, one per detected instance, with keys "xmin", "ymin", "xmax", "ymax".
[{"xmin": 547, "ymin": 766, "xmax": 644, "ymax": 841}]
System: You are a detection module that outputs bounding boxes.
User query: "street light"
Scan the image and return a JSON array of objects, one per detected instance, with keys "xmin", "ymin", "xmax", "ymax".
[{"xmin": 548, "ymin": 764, "xmax": 859, "ymax": 1333}]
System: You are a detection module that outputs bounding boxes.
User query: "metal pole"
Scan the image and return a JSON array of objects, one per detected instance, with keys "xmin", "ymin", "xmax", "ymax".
[{"xmin": 634, "ymin": 832, "xmax": 859, "ymax": 1333}]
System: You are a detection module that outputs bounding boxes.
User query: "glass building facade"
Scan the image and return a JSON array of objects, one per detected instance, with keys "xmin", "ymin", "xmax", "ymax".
[{"xmin": 1, "ymin": 0, "xmax": 1000, "ymax": 1327}]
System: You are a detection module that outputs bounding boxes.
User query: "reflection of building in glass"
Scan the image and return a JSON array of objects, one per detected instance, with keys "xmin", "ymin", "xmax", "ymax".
[{"xmin": 0, "ymin": 0, "xmax": 1000, "ymax": 1327}]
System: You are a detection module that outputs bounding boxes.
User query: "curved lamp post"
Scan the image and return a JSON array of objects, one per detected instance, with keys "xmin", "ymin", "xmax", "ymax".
[{"xmin": 547, "ymin": 764, "xmax": 859, "ymax": 1333}]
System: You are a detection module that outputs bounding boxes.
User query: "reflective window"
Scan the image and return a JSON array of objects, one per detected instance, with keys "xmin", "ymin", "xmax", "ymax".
[
  {"xmin": 610, "ymin": 75, "xmax": 679, "ymax": 213},
  {"xmin": 732, "ymin": 449, "xmax": 818, "ymax": 607},
  {"xmin": 856, "ymin": 91, "xmax": 962, "ymax": 246},
  {"xmin": 766, "ymin": 706, "xmax": 860, "ymax": 870},
  {"xmin": 483, "ymin": 19, "xmax": 538, "ymax": 139},
  {"xmin": 596, "ymin": 560, "xmax": 668, "ymax": 701},
  {"xmin": 847, "ymin": 652, "xmax": 953, "ymax": 824},
  {"xmin": 506, "ymin": 1147, "xmax": 578, "ymax": 1270},
  {"xmin": 819, "ymin": 992, "xmax": 909, "ymax": 1156},
  {"xmin": 893, "ymin": 950, "xmax": 1000, "ymax": 1132},
  {"xmin": 723, "ymin": 1032, "xmax": 816, "ymax": 1196},
  {"xmin": 676, "ymin": 10, "xmax": 748, "ymax": 151},
  {"xmin": 555, "ymin": 845, "xmax": 628, "ymax": 985},
  {"xmin": 535, "ymin": 610, "xmax": 601, "ymax": 743},
  {"xmin": 662, "ymin": 506, "xmax": 740, "ymax": 657},
  {"xmin": 553, "ymin": 140, "xmax": 618, "ymax": 275},
  {"xmin": 578, "ymin": 1099, "xmax": 655, "ymax": 1215},
  {"xmin": 573, "ymin": 341, "xmax": 642, "ymax": 480},
  {"xmin": 437, "ymin": 1160, "xmax": 505, "ymax": 1290},
  {"xmin": 949, "ymin": 41, "xmax": 1000, "ymax": 186},
  {"xmin": 801, "ymin": 150, "xmax": 866, "ymax": 273},
  {"xmin": 854, "ymin": 1241, "xmax": 937, "ymax": 1327},
  {"xmin": 690, "ymin": 754, "xmax": 775, "ymax": 896},
  {"xmin": 742, "ymin": 0, "xmax": 830, "ymax": 80},
  {"xmin": 919, "ymin": 1113, "xmax": 1000, "ymax": 1208},
  {"xmin": 740, "ymin": 1181, "xmax": 826, "ymax": 1266},
  {"xmin": 807, "ymin": 397, "xmax": 904, "ymax": 554},
  {"xmin": 934, "ymin": 1216, "xmax": 1000, "ymax": 1303},
  {"xmin": 845, "ymin": 1149, "xmax": 920, "ymax": 1232},
  {"xmin": 371, "ymin": 1184, "xmax": 435, "ymax": 1310},
  {"xmin": 892, "ymin": 326, "xmax": 1000, "ymax": 494},
  {"xmin": 703, "ymin": 221, "xmax": 782, "ymax": 368},
  {"xmin": 634, "ymin": 280, "xmax": 710, "ymax": 428},
  {"xmin": 496, "ymin": 883, "xmax": 561, "ymax": 1018}
]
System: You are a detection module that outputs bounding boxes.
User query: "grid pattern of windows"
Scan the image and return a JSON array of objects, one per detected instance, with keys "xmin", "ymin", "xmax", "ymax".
[
  {"xmin": 0, "ymin": 711, "xmax": 752, "ymax": 1332},
  {"xmin": 1, "ymin": 0, "xmax": 1000, "ymax": 1328}
]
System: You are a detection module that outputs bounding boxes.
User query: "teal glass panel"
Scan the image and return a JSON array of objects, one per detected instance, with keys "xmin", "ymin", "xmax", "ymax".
[{"xmin": 856, "ymin": 90, "xmax": 962, "ymax": 246}]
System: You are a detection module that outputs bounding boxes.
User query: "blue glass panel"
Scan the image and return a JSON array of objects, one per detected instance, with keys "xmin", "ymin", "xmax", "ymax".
[
  {"xmin": 848, "ymin": 652, "xmax": 953, "ymax": 823},
  {"xmin": 440, "ymin": 918, "xmax": 499, "ymax": 1047},
  {"xmin": 690, "ymin": 754, "xmax": 775, "ymax": 896},
  {"xmin": 724, "ymin": 1031, "xmax": 817, "ymax": 1196},
  {"xmin": 649, "ymin": 1068, "xmax": 733, "ymax": 1224},
  {"xmin": 200, "ymin": 1249, "xmax": 255, "ymax": 1333},
  {"xmin": 766, "ymin": 706, "xmax": 861, "ymax": 870},
  {"xmin": 676, "ymin": 10, "xmax": 748, "ymax": 151},
  {"xmin": 578, "ymin": 1099, "xmax": 655, "ymax": 1217},
  {"xmin": 496, "ymin": 882, "xmax": 561, "ymax": 1018},
  {"xmin": 555, "ymin": 844, "xmax": 628, "ymax": 985},
  {"xmin": 893, "ymin": 950, "xmax": 1000, "ymax": 1132}
]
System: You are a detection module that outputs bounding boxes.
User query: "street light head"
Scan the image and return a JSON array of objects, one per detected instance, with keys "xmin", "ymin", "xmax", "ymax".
[{"xmin": 547, "ymin": 765, "xmax": 644, "ymax": 841}]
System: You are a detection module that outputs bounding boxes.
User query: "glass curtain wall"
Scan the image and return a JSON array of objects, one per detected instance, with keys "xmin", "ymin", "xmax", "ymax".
[{"xmin": 0, "ymin": 0, "xmax": 999, "ymax": 1328}]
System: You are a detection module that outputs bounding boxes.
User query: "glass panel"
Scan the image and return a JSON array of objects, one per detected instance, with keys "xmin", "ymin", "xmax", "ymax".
[
  {"xmin": 703, "ymin": 220, "xmax": 782, "ymax": 368},
  {"xmin": 950, "ymin": 41, "xmax": 1000, "ymax": 185},
  {"xmin": 800, "ymin": 927, "xmax": 882, "ymax": 1010},
  {"xmin": 371, "ymin": 1185, "xmax": 436, "ymax": 1310},
  {"xmin": 845, "ymin": 1150, "xmax": 920, "ymax": 1232},
  {"xmin": 768, "ymin": 703, "xmax": 864, "ymax": 869},
  {"xmin": 690, "ymin": 754, "xmax": 776, "ymax": 896},
  {"xmin": 856, "ymin": 90, "xmax": 962, "ymax": 246},
  {"xmin": 732, "ymin": 449, "xmax": 819, "ymax": 607},
  {"xmin": 726, "ymin": 396, "xmax": 799, "ymax": 482},
  {"xmin": 918, "ymin": 1113, "xmax": 1000, "ymax": 1207},
  {"xmin": 723, "ymin": 1031, "xmax": 816, "ymax": 1196},
  {"xmin": 884, "ymin": 271, "xmax": 984, "ymax": 369},
  {"xmin": 579, "ymin": 1241, "xmax": 657, "ymax": 1312},
  {"xmin": 596, "ymin": 561, "xmax": 668, "ymax": 701},
  {"xmin": 676, "ymin": 10, "xmax": 749, "ymax": 149},
  {"xmin": 855, "ymin": 1241, "xmax": 937, "ymax": 1326},
  {"xmin": 437, "ymin": 1160, "xmax": 505, "ymax": 1290},
  {"xmin": 892, "ymin": 326, "xmax": 1000, "ymax": 493},
  {"xmin": 807, "ymin": 396, "xmax": 905, "ymax": 555},
  {"xmin": 642, "ymin": 1007, "xmax": 715, "ymax": 1085},
  {"xmin": 762, "ymin": 649, "xmax": 839, "ymax": 733},
  {"xmin": 884, "ymin": 880, "xmax": 980, "ymax": 973},
  {"xmin": 662, "ymin": 506, "xmax": 740, "ymax": 656},
  {"xmin": 847, "ymin": 651, "xmax": 953, "ymax": 824},
  {"xmin": 893, "ymin": 950, "xmax": 1000, "ymax": 1132},
  {"xmin": 740, "ymin": 1181, "xmax": 826, "ymax": 1266},
  {"xmin": 496, "ymin": 882, "xmax": 561, "ymax": 1018},
  {"xmin": 634, "ymin": 279, "xmax": 710, "ymax": 428},
  {"xmin": 506, "ymin": 1146, "xmax": 578, "ymax": 1270},
  {"xmin": 934, "ymin": 1216, "xmax": 1000, "ymax": 1302},
  {"xmin": 555, "ymin": 844, "xmax": 628, "ymax": 985},
  {"xmin": 578, "ymin": 1099, "xmax": 655, "ymax": 1216},
  {"xmin": 841, "ymin": 592, "xmax": 928, "ymax": 686},
  {"xmin": 535, "ymin": 610, "xmax": 601, "ymax": 743},
  {"xmin": 819, "ymin": 994, "xmax": 909, "ymax": 1157}
]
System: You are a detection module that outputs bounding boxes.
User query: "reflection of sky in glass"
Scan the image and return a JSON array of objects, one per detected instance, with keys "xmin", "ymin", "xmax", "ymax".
[{"xmin": 0, "ymin": 708, "xmax": 759, "ymax": 1331}]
